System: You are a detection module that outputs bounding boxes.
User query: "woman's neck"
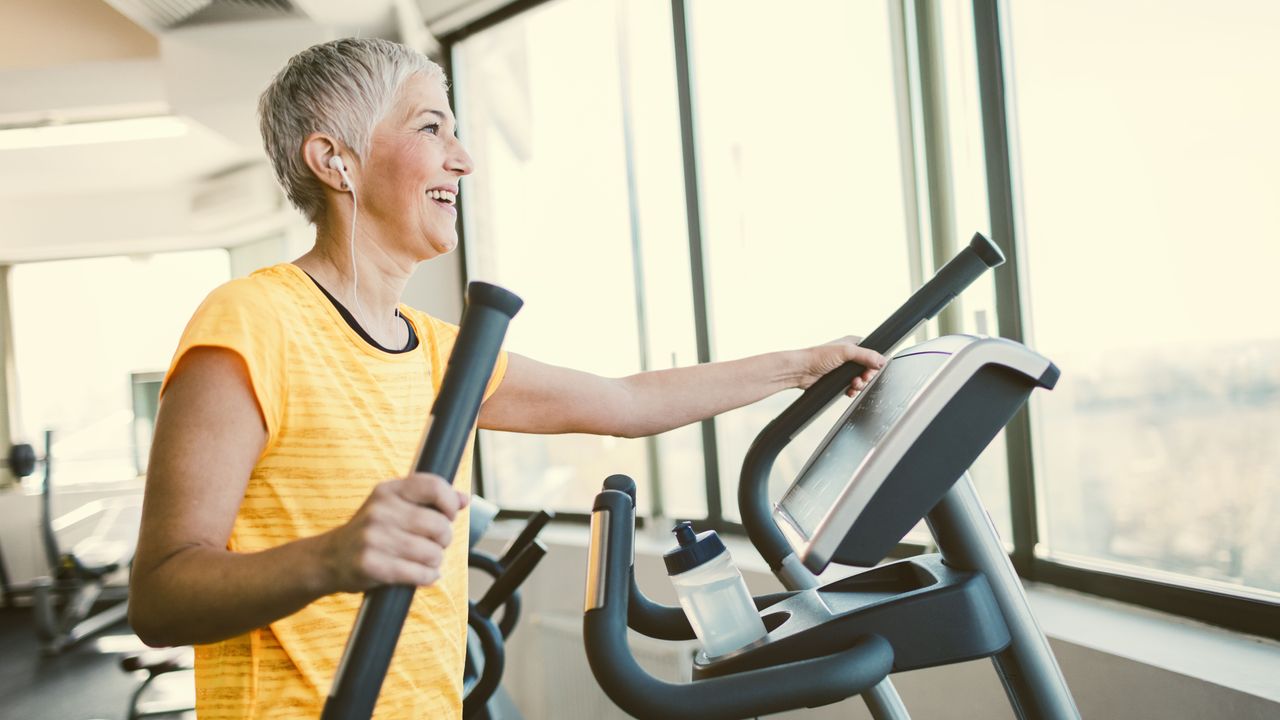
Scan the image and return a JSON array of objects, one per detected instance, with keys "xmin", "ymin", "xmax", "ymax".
[{"xmin": 295, "ymin": 231, "xmax": 412, "ymax": 349}]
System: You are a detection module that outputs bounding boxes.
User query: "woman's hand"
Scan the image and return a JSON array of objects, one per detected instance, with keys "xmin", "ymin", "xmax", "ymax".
[
  {"xmin": 320, "ymin": 473, "xmax": 470, "ymax": 593},
  {"xmin": 798, "ymin": 336, "xmax": 887, "ymax": 396}
]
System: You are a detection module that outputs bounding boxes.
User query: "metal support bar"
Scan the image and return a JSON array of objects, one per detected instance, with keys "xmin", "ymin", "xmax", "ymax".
[{"xmin": 928, "ymin": 474, "xmax": 1079, "ymax": 719}]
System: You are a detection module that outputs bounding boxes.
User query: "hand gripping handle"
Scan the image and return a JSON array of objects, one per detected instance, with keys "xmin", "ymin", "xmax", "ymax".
[{"xmin": 323, "ymin": 282, "xmax": 523, "ymax": 720}]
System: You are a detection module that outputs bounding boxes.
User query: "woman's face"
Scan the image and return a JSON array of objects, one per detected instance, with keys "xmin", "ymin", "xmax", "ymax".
[{"xmin": 359, "ymin": 72, "xmax": 473, "ymax": 261}]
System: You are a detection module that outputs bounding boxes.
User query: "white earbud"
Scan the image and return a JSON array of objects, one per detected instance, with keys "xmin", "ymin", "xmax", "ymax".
[
  {"xmin": 327, "ymin": 154, "xmax": 365, "ymax": 323},
  {"xmin": 329, "ymin": 155, "xmax": 353, "ymax": 191}
]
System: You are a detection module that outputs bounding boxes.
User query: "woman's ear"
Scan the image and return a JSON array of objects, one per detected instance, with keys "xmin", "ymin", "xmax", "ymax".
[{"xmin": 302, "ymin": 133, "xmax": 348, "ymax": 192}]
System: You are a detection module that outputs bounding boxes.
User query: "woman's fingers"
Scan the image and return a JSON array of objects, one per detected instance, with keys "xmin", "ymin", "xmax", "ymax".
[
  {"xmin": 842, "ymin": 345, "xmax": 885, "ymax": 397},
  {"xmin": 845, "ymin": 345, "xmax": 887, "ymax": 370},
  {"xmin": 393, "ymin": 473, "xmax": 467, "ymax": 520},
  {"xmin": 386, "ymin": 526, "xmax": 447, "ymax": 570},
  {"xmin": 328, "ymin": 472, "xmax": 473, "ymax": 592}
]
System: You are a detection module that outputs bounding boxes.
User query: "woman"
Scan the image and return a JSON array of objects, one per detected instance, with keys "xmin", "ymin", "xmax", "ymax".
[{"xmin": 129, "ymin": 38, "xmax": 884, "ymax": 718}]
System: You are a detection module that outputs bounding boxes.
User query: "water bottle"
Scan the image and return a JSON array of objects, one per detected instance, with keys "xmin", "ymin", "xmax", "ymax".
[{"xmin": 664, "ymin": 521, "xmax": 767, "ymax": 658}]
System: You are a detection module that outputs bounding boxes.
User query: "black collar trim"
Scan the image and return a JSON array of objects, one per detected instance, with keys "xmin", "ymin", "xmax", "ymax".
[{"xmin": 302, "ymin": 271, "xmax": 419, "ymax": 354}]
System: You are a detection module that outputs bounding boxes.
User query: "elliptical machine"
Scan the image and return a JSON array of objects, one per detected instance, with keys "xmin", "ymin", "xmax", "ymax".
[
  {"xmin": 465, "ymin": 501, "xmax": 555, "ymax": 720},
  {"xmin": 582, "ymin": 234, "xmax": 1080, "ymax": 719},
  {"xmin": 9, "ymin": 430, "xmax": 140, "ymax": 654}
]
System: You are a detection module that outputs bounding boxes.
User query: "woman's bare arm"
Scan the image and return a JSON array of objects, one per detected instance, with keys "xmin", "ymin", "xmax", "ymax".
[
  {"xmin": 479, "ymin": 338, "xmax": 885, "ymax": 438},
  {"xmin": 130, "ymin": 347, "xmax": 465, "ymax": 647}
]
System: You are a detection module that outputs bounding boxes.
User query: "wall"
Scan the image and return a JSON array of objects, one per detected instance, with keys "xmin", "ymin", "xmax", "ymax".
[
  {"xmin": 0, "ymin": 0, "xmax": 157, "ymax": 72},
  {"xmin": 0, "ymin": 267, "xmax": 16, "ymax": 487}
]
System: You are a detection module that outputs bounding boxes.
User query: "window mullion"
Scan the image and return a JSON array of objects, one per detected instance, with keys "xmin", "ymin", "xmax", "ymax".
[
  {"xmin": 669, "ymin": 0, "xmax": 722, "ymax": 525},
  {"xmin": 972, "ymin": 0, "xmax": 1038, "ymax": 572}
]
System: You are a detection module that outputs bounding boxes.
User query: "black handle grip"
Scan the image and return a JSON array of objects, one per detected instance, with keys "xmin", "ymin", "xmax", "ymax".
[
  {"xmin": 740, "ymin": 233, "xmax": 1003, "ymax": 569},
  {"xmin": 583, "ymin": 489, "xmax": 893, "ymax": 719},
  {"xmin": 476, "ymin": 540, "xmax": 547, "ymax": 620},
  {"xmin": 323, "ymin": 282, "xmax": 522, "ymax": 720},
  {"xmin": 498, "ymin": 510, "xmax": 554, "ymax": 567},
  {"xmin": 603, "ymin": 473, "xmax": 638, "ymax": 502},
  {"xmin": 463, "ymin": 606, "xmax": 505, "ymax": 720},
  {"xmin": 467, "ymin": 551, "xmax": 522, "ymax": 638}
]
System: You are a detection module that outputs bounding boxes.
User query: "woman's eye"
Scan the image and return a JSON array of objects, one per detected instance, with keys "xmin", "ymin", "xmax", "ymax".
[{"xmin": 421, "ymin": 123, "xmax": 440, "ymax": 135}]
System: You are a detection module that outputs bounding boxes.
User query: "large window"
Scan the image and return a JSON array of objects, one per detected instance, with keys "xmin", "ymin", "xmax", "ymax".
[
  {"xmin": 446, "ymin": 0, "xmax": 1280, "ymax": 636},
  {"xmin": 9, "ymin": 250, "xmax": 230, "ymax": 488},
  {"xmin": 453, "ymin": 0, "xmax": 701, "ymax": 516},
  {"xmin": 683, "ymin": 0, "xmax": 915, "ymax": 519},
  {"xmin": 1008, "ymin": 1, "xmax": 1280, "ymax": 598}
]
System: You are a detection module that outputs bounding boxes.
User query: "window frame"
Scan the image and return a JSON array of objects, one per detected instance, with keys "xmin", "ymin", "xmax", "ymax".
[
  {"xmin": 970, "ymin": 0, "xmax": 1278, "ymax": 639},
  {"xmin": 442, "ymin": 0, "xmax": 1280, "ymax": 640}
]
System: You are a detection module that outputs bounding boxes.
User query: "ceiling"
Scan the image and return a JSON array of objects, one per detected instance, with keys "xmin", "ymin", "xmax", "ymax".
[{"xmin": 0, "ymin": 0, "xmax": 509, "ymax": 263}]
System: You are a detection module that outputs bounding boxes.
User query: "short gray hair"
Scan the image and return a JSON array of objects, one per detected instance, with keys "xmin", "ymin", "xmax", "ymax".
[{"xmin": 259, "ymin": 37, "xmax": 446, "ymax": 223}]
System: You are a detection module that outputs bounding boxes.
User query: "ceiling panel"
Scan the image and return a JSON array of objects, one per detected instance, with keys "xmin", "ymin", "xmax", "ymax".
[
  {"xmin": 0, "ymin": 0, "xmax": 158, "ymax": 72},
  {"xmin": 0, "ymin": 117, "xmax": 250, "ymax": 196}
]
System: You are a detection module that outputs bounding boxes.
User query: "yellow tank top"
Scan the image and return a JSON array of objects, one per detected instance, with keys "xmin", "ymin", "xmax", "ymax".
[{"xmin": 161, "ymin": 263, "xmax": 507, "ymax": 719}]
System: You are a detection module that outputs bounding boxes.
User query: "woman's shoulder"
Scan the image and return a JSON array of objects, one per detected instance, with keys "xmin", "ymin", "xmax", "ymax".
[
  {"xmin": 184, "ymin": 264, "xmax": 313, "ymax": 338},
  {"xmin": 202, "ymin": 264, "xmax": 306, "ymax": 309}
]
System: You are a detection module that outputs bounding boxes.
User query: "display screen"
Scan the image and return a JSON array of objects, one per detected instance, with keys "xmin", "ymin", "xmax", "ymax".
[{"xmin": 777, "ymin": 352, "xmax": 946, "ymax": 540}]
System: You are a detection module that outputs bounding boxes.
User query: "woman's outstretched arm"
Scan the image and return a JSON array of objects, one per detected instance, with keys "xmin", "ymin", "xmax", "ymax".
[{"xmin": 478, "ymin": 338, "xmax": 885, "ymax": 439}]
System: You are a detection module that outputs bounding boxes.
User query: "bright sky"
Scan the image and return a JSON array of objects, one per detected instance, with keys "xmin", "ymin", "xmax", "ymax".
[{"xmin": 1009, "ymin": 0, "xmax": 1280, "ymax": 359}]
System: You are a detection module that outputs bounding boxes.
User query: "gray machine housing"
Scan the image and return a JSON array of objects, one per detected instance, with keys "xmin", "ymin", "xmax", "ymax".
[{"xmin": 775, "ymin": 334, "xmax": 1059, "ymax": 571}]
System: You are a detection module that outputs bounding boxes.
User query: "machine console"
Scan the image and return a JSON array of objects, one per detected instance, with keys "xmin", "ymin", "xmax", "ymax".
[{"xmin": 775, "ymin": 335, "xmax": 1057, "ymax": 573}]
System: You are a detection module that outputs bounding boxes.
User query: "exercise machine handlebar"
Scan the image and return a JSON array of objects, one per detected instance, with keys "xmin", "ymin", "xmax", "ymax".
[
  {"xmin": 740, "ymin": 233, "xmax": 1005, "ymax": 571},
  {"xmin": 598, "ymin": 475, "xmax": 793, "ymax": 642},
  {"xmin": 463, "ymin": 606, "xmax": 505, "ymax": 720},
  {"xmin": 322, "ymin": 281, "xmax": 522, "ymax": 720},
  {"xmin": 499, "ymin": 510, "xmax": 554, "ymax": 566},
  {"xmin": 469, "ymin": 509, "xmax": 555, "ymax": 638},
  {"xmin": 475, "ymin": 540, "xmax": 547, "ymax": 620},
  {"xmin": 584, "ymin": 485, "xmax": 893, "ymax": 720}
]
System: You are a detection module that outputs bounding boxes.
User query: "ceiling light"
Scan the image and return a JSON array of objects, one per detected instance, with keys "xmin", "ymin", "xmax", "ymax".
[{"xmin": 0, "ymin": 116, "xmax": 189, "ymax": 151}]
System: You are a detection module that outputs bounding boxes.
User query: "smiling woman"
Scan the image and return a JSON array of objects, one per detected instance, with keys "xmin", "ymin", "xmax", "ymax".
[{"xmin": 129, "ymin": 36, "xmax": 886, "ymax": 720}]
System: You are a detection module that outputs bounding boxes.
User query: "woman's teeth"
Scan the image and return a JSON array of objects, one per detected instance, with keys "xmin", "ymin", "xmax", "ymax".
[{"xmin": 427, "ymin": 189, "xmax": 457, "ymax": 205}]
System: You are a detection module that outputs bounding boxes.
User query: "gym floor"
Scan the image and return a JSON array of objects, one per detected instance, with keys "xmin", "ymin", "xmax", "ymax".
[{"xmin": 0, "ymin": 606, "xmax": 193, "ymax": 720}]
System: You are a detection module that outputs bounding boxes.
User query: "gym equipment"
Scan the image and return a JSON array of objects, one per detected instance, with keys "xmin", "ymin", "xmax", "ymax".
[
  {"xmin": 323, "ymin": 280, "xmax": 523, "ymax": 720},
  {"xmin": 0, "ymin": 437, "xmax": 26, "ymax": 607},
  {"xmin": 102, "ymin": 502, "xmax": 550, "ymax": 720},
  {"xmin": 12, "ymin": 430, "xmax": 141, "ymax": 654},
  {"xmin": 465, "ymin": 508, "xmax": 554, "ymax": 719},
  {"xmin": 107, "ymin": 507, "xmax": 554, "ymax": 720},
  {"xmin": 119, "ymin": 646, "xmax": 195, "ymax": 719},
  {"xmin": 582, "ymin": 234, "xmax": 1080, "ymax": 719}
]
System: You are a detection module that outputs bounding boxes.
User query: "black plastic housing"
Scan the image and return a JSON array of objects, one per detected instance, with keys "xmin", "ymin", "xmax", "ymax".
[{"xmin": 692, "ymin": 555, "xmax": 1010, "ymax": 679}]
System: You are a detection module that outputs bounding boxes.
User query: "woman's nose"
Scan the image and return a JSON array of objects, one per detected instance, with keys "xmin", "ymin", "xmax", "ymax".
[{"xmin": 447, "ymin": 139, "xmax": 473, "ymax": 176}]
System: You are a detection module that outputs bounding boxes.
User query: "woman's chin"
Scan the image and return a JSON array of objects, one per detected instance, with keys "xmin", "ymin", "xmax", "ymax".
[{"xmin": 426, "ymin": 233, "xmax": 458, "ymax": 257}]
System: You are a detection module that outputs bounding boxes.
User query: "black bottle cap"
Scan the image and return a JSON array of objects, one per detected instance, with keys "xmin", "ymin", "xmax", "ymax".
[{"xmin": 663, "ymin": 521, "xmax": 726, "ymax": 576}]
